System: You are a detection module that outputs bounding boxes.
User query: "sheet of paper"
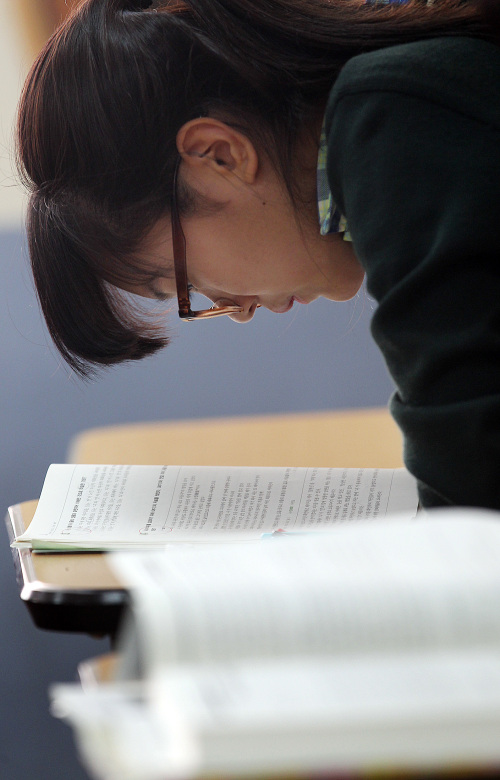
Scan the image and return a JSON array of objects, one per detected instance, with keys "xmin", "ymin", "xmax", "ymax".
[
  {"xmin": 51, "ymin": 649, "xmax": 500, "ymax": 779},
  {"xmin": 16, "ymin": 464, "xmax": 418, "ymax": 548},
  {"xmin": 111, "ymin": 512, "xmax": 500, "ymax": 667}
]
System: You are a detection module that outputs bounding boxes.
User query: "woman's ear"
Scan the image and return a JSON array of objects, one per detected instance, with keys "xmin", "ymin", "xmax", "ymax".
[{"xmin": 177, "ymin": 118, "xmax": 259, "ymax": 184}]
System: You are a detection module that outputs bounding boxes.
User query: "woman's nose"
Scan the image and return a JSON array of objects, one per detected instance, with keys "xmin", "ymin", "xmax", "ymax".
[{"xmin": 213, "ymin": 296, "xmax": 259, "ymax": 323}]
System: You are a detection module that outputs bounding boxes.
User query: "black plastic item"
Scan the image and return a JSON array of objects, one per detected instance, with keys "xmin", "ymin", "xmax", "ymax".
[{"xmin": 5, "ymin": 503, "xmax": 128, "ymax": 638}]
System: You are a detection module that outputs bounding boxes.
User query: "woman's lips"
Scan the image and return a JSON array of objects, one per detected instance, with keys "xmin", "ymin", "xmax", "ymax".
[
  {"xmin": 268, "ymin": 296, "xmax": 311, "ymax": 314},
  {"xmin": 270, "ymin": 298, "xmax": 294, "ymax": 314}
]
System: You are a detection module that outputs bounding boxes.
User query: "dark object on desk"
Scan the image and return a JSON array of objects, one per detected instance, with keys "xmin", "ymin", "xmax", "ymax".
[{"xmin": 6, "ymin": 501, "xmax": 128, "ymax": 636}]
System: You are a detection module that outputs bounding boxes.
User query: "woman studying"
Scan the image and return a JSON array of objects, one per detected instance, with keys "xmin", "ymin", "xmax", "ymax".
[{"xmin": 16, "ymin": 0, "xmax": 500, "ymax": 509}]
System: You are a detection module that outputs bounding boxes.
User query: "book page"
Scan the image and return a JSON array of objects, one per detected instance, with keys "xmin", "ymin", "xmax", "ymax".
[
  {"xmin": 50, "ymin": 649, "xmax": 500, "ymax": 779},
  {"xmin": 150, "ymin": 650, "xmax": 500, "ymax": 772},
  {"xmin": 111, "ymin": 512, "xmax": 500, "ymax": 669},
  {"xmin": 15, "ymin": 464, "xmax": 417, "ymax": 549}
]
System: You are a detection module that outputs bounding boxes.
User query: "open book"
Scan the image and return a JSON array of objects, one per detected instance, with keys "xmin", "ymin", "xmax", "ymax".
[
  {"xmin": 51, "ymin": 511, "xmax": 500, "ymax": 780},
  {"xmin": 13, "ymin": 463, "xmax": 417, "ymax": 551}
]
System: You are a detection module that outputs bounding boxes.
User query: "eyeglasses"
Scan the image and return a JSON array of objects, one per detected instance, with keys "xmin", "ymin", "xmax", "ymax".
[{"xmin": 171, "ymin": 158, "xmax": 243, "ymax": 321}]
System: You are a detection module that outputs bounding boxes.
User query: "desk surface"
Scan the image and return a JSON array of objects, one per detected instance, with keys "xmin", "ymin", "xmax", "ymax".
[{"xmin": 6, "ymin": 501, "xmax": 127, "ymax": 636}]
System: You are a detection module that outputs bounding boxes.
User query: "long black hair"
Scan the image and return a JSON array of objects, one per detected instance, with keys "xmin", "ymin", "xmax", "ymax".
[{"xmin": 17, "ymin": 0, "xmax": 496, "ymax": 376}]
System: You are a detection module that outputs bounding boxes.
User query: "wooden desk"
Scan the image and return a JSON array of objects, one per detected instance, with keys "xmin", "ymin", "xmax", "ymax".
[
  {"xmin": 7, "ymin": 408, "xmax": 403, "ymax": 635},
  {"xmin": 69, "ymin": 408, "xmax": 404, "ymax": 468},
  {"xmin": 6, "ymin": 501, "xmax": 127, "ymax": 636}
]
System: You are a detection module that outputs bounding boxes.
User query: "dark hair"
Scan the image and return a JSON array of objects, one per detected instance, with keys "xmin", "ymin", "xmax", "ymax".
[{"xmin": 17, "ymin": 0, "xmax": 495, "ymax": 376}]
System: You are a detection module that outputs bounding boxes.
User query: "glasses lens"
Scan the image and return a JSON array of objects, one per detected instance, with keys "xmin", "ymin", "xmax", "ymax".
[
  {"xmin": 179, "ymin": 290, "xmax": 240, "ymax": 319},
  {"xmin": 188, "ymin": 289, "xmax": 211, "ymax": 311}
]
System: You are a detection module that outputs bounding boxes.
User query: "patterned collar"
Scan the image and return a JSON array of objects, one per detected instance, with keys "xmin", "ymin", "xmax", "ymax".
[
  {"xmin": 317, "ymin": 119, "xmax": 351, "ymax": 240},
  {"xmin": 317, "ymin": 0, "xmax": 412, "ymax": 238}
]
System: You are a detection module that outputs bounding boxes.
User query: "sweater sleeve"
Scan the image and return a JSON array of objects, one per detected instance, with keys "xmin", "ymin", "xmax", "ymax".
[{"xmin": 325, "ymin": 41, "xmax": 500, "ymax": 509}]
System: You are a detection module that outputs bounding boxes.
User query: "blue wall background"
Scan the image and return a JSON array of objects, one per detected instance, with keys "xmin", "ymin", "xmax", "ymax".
[{"xmin": 0, "ymin": 228, "xmax": 394, "ymax": 779}]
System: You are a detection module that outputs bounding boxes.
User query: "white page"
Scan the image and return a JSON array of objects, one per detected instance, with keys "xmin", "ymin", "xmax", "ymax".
[
  {"xmin": 50, "ymin": 649, "xmax": 500, "ymax": 780},
  {"xmin": 50, "ymin": 683, "xmax": 198, "ymax": 780},
  {"xmin": 15, "ymin": 463, "xmax": 417, "ymax": 549},
  {"xmin": 111, "ymin": 511, "xmax": 500, "ymax": 668},
  {"xmin": 151, "ymin": 650, "xmax": 500, "ymax": 771},
  {"xmin": 152, "ymin": 651, "xmax": 500, "ymax": 729}
]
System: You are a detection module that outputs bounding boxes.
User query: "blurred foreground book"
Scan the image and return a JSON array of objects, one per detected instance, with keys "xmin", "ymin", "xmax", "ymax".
[{"xmin": 51, "ymin": 512, "xmax": 500, "ymax": 779}]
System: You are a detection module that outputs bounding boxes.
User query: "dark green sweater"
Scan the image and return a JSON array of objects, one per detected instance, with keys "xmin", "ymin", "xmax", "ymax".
[{"xmin": 326, "ymin": 37, "xmax": 500, "ymax": 509}]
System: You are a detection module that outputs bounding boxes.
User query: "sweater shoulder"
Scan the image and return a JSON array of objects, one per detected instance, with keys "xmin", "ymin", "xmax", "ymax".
[{"xmin": 327, "ymin": 37, "xmax": 500, "ymax": 130}]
